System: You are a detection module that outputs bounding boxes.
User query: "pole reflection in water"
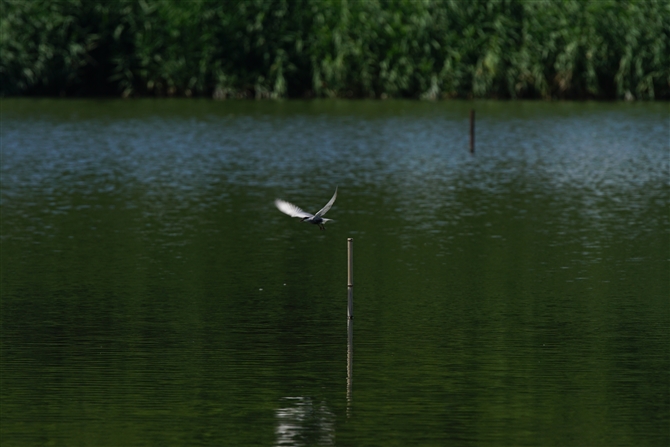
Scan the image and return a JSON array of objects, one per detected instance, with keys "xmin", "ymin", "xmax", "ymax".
[
  {"xmin": 275, "ymin": 397, "xmax": 335, "ymax": 446},
  {"xmin": 347, "ymin": 287, "xmax": 353, "ymax": 417}
]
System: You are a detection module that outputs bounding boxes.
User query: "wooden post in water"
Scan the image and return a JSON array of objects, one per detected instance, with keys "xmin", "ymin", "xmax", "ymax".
[
  {"xmin": 469, "ymin": 109, "xmax": 475, "ymax": 154},
  {"xmin": 347, "ymin": 238, "xmax": 353, "ymax": 319},
  {"xmin": 346, "ymin": 238, "xmax": 354, "ymax": 415}
]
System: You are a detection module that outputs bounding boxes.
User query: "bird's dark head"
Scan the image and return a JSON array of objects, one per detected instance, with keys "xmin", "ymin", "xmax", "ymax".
[{"xmin": 301, "ymin": 217, "xmax": 310, "ymax": 222}]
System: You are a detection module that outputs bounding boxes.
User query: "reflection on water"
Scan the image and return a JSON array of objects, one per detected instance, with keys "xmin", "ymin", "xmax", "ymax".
[
  {"xmin": 1, "ymin": 99, "xmax": 668, "ymax": 446},
  {"xmin": 347, "ymin": 317, "xmax": 353, "ymax": 417},
  {"xmin": 275, "ymin": 397, "xmax": 335, "ymax": 446}
]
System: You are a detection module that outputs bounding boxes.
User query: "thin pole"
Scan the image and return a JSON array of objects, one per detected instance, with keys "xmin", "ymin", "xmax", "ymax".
[
  {"xmin": 346, "ymin": 239, "xmax": 354, "ymax": 414},
  {"xmin": 347, "ymin": 238, "xmax": 354, "ymax": 288},
  {"xmin": 347, "ymin": 238, "xmax": 353, "ymax": 319},
  {"xmin": 469, "ymin": 109, "xmax": 475, "ymax": 154}
]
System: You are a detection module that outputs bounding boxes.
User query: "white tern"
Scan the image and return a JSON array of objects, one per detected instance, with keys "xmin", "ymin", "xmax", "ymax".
[{"xmin": 275, "ymin": 187, "xmax": 338, "ymax": 230}]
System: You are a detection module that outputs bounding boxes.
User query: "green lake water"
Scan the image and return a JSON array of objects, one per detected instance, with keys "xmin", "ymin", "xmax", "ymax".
[{"xmin": 1, "ymin": 99, "xmax": 668, "ymax": 446}]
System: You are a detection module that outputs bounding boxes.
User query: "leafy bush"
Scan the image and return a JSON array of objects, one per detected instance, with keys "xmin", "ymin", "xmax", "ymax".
[{"xmin": 1, "ymin": 0, "xmax": 667, "ymax": 99}]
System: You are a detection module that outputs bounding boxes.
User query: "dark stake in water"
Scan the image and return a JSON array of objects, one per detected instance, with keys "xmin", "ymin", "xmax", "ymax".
[{"xmin": 1, "ymin": 99, "xmax": 668, "ymax": 446}]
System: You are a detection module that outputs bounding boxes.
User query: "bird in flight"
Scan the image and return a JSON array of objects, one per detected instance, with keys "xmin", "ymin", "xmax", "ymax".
[{"xmin": 275, "ymin": 187, "xmax": 338, "ymax": 230}]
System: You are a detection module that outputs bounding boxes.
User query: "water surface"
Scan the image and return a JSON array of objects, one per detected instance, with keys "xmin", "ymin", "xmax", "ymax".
[{"xmin": 1, "ymin": 99, "xmax": 668, "ymax": 446}]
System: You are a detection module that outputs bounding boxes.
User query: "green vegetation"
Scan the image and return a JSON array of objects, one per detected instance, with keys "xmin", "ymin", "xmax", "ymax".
[{"xmin": 1, "ymin": 0, "xmax": 668, "ymax": 99}]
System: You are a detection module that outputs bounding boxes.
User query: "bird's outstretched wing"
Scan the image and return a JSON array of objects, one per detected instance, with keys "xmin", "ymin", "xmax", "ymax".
[
  {"xmin": 275, "ymin": 199, "xmax": 313, "ymax": 219},
  {"xmin": 314, "ymin": 187, "xmax": 337, "ymax": 217}
]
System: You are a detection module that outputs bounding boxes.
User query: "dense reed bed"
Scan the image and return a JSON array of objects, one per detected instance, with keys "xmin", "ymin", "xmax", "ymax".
[{"xmin": 1, "ymin": 0, "xmax": 668, "ymax": 99}]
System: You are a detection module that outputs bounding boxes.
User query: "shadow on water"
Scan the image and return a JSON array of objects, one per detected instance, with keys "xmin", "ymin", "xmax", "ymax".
[{"xmin": 1, "ymin": 99, "xmax": 668, "ymax": 446}]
